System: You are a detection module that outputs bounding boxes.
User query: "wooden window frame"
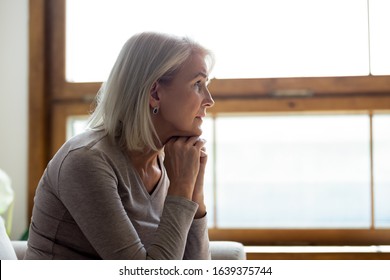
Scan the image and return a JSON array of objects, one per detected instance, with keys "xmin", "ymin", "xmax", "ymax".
[{"xmin": 29, "ymin": 0, "xmax": 390, "ymax": 246}]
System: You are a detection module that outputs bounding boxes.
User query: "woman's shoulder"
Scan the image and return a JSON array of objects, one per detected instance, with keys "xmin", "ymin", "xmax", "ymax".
[
  {"xmin": 67, "ymin": 129, "xmax": 109, "ymax": 150},
  {"xmin": 54, "ymin": 129, "xmax": 121, "ymax": 162},
  {"xmin": 61, "ymin": 130, "xmax": 117, "ymax": 151}
]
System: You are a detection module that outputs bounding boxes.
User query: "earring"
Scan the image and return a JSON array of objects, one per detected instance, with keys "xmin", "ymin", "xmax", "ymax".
[{"xmin": 152, "ymin": 107, "xmax": 159, "ymax": 114}]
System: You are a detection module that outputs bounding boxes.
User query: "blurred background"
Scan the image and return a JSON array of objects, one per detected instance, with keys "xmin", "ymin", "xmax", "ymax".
[{"xmin": 1, "ymin": 1, "xmax": 389, "ymax": 259}]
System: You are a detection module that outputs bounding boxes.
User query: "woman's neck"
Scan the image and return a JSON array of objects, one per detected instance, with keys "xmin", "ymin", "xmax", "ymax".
[{"xmin": 127, "ymin": 148, "xmax": 163, "ymax": 194}]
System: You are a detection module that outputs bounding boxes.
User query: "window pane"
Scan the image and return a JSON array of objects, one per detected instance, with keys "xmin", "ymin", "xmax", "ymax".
[
  {"xmin": 66, "ymin": 115, "xmax": 89, "ymax": 140},
  {"xmin": 373, "ymin": 114, "xmax": 390, "ymax": 228},
  {"xmin": 369, "ymin": 0, "xmax": 390, "ymax": 75},
  {"xmin": 66, "ymin": 0, "xmax": 370, "ymax": 82},
  {"xmin": 215, "ymin": 114, "xmax": 371, "ymax": 228},
  {"xmin": 200, "ymin": 117, "xmax": 215, "ymax": 227}
]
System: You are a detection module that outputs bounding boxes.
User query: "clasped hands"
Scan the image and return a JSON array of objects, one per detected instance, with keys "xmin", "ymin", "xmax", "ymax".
[{"xmin": 164, "ymin": 136, "xmax": 207, "ymax": 218}]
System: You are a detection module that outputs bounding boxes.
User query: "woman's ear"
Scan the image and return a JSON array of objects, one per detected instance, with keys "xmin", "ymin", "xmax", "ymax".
[{"xmin": 149, "ymin": 81, "xmax": 160, "ymax": 108}]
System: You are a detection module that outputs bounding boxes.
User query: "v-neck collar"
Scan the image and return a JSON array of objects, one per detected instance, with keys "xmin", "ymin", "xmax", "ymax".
[{"xmin": 125, "ymin": 152, "xmax": 166, "ymax": 200}]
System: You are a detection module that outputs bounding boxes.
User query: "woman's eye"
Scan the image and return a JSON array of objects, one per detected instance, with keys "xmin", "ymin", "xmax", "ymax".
[{"xmin": 195, "ymin": 81, "xmax": 202, "ymax": 89}]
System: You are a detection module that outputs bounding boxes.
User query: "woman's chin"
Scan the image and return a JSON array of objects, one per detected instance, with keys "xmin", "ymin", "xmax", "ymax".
[
  {"xmin": 175, "ymin": 127, "xmax": 203, "ymax": 138},
  {"xmin": 190, "ymin": 125, "xmax": 203, "ymax": 136}
]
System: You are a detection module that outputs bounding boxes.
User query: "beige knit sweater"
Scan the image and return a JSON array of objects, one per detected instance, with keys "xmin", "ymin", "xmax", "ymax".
[{"xmin": 25, "ymin": 130, "xmax": 210, "ymax": 260}]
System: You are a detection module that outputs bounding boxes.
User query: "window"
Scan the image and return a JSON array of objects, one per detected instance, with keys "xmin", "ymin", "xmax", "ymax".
[
  {"xmin": 29, "ymin": 0, "xmax": 390, "ymax": 247},
  {"xmin": 67, "ymin": 112, "xmax": 390, "ymax": 231},
  {"xmin": 373, "ymin": 114, "xmax": 390, "ymax": 227},
  {"xmin": 66, "ymin": 115, "xmax": 89, "ymax": 140},
  {"xmin": 215, "ymin": 114, "xmax": 372, "ymax": 228},
  {"xmin": 66, "ymin": 0, "xmax": 390, "ymax": 82},
  {"xmin": 369, "ymin": 0, "xmax": 390, "ymax": 75}
]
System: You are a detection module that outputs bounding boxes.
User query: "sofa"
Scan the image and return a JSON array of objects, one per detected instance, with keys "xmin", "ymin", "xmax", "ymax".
[{"xmin": 0, "ymin": 217, "xmax": 246, "ymax": 260}]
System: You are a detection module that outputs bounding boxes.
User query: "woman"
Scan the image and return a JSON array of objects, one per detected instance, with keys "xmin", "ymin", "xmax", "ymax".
[{"xmin": 25, "ymin": 32, "xmax": 215, "ymax": 259}]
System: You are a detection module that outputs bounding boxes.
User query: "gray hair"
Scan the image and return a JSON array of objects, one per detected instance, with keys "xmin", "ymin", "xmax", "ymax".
[{"xmin": 88, "ymin": 32, "xmax": 214, "ymax": 151}]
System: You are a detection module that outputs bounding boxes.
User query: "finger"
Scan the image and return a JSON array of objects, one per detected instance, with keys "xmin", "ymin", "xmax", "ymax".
[
  {"xmin": 193, "ymin": 138, "xmax": 206, "ymax": 149},
  {"xmin": 165, "ymin": 137, "xmax": 177, "ymax": 147},
  {"xmin": 183, "ymin": 136, "xmax": 200, "ymax": 145},
  {"xmin": 166, "ymin": 136, "xmax": 179, "ymax": 144}
]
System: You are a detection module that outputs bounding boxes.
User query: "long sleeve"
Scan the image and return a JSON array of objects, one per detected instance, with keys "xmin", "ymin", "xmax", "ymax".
[
  {"xmin": 147, "ymin": 196, "xmax": 199, "ymax": 259},
  {"xmin": 183, "ymin": 215, "xmax": 211, "ymax": 260}
]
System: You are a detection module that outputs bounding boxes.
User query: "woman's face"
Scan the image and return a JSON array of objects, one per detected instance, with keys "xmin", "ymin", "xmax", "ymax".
[{"xmin": 152, "ymin": 52, "xmax": 214, "ymax": 143}]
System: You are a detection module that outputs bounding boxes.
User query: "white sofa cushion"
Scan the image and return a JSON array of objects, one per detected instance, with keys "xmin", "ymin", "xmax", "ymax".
[
  {"xmin": 0, "ymin": 217, "xmax": 18, "ymax": 260},
  {"xmin": 210, "ymin": 241, "xmax": 246, "ymax": 260}
]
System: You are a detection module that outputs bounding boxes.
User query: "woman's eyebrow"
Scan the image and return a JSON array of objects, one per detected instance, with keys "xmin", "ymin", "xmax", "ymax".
[{"xmin": 193, "ymin": 72, "xmax": 208, "ymax": 80}]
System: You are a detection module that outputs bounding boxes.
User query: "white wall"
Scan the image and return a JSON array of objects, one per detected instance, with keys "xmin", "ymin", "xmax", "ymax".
[{"xmin": 0, "ymin": 0, "xmax": 29, "ymax": 239}]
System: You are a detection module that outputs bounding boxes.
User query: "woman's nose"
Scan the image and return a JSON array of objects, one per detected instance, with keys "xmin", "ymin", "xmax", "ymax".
[{"xmin": 203, "ymin": 88, "xmax": 215, "ymax": 108}]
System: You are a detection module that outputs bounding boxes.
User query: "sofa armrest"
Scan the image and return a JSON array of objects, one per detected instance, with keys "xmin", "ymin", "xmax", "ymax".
[
  {"xmin": 10, "ymin": 240, "xmax": 246, "ymax": 260},
  {"xmin": 210, "ymin": 241, "xmax": 246, "ymax": 260}
]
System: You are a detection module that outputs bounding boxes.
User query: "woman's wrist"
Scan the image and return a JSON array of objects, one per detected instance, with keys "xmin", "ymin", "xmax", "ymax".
[
  {"xmin": 168, "ymin": 181, "xmax": 195, "ymax": 200},
  {"xmin": 192, "ymin": 192, "xmax": 206, "ymax": 219},
  {"xmin": 194, "ymin": 203, "xmax": 207, "ymax": 219}
]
